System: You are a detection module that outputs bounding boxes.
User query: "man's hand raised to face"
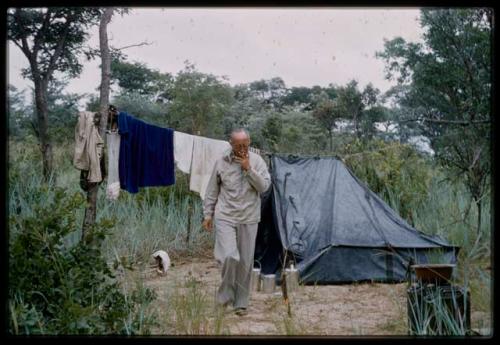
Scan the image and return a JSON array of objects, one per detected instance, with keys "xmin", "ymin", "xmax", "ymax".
[{"xmin": 234, "ymin": 150, "xmax": 250, "ymax": 171}]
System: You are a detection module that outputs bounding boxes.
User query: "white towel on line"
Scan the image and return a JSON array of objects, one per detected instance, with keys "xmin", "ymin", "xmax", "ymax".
[
  {"xmin": 174, "ymin": 131, "xmax": 195, "ymax": 174},
  {"xmin": 106, "ymin": 131, "xmax": 121, "ymax": 200},
  {"xmin": 189, "ymin": 135, "xmax": 231, "ymax": 200}
]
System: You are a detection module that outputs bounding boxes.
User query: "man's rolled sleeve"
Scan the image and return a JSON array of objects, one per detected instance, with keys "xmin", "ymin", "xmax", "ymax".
[{"xmin": 245, "ymin": 158, "xmax": 271, "ymax": 193}]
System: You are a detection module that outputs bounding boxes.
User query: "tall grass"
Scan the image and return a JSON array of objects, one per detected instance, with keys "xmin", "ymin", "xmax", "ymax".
[
  {"xmin": 148, "ymin": 273, "xmax": 229, "ymax": 335},
  {"xmin": 8, "ymin": 140, "xmax": 212, "ymax": 334},
  {"xmin": 384, "ymin": 167, "xmax": 491, "ymax": 333},
  {"xmin": 9, "ymin": 140, "xmax": 213, "ymax": 265},
  {"xmin": 98, "ymin": 185, "xmax": 211, "ymax": 265},
  {"xmin": 407, "ymin": 285, "xmax": 471, "ymax": 335}
]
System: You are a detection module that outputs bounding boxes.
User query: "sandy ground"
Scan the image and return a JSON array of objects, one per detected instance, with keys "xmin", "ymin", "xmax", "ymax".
[
  {"xmin": 135, "ymin": 257, "xmax": 491, "ymax": 336},
  {"xmin": 139, "ymin": 257, "xmax": 407, "ymax": 335}
]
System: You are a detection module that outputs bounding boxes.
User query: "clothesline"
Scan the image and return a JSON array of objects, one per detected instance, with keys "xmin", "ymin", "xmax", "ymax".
[
  {"xmin": 105, "ymin": 115, "xmax": 262, "ymax": 200},
  {"xmin": 78, "ymin": 110, "xmax": 415, "ymax": 202}
]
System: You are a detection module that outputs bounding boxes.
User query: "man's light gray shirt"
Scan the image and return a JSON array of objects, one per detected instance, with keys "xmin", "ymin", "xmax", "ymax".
[{"xmin": 203, "ymin": 149, "xmax": 271, "ymax": 224}]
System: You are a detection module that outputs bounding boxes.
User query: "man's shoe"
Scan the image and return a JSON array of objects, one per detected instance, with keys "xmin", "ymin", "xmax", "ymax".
[
  {"xmin": 234, "ymin": 307, "xmax": 248, "ymax": 316},
  {"xmin": 215, "ymin": 300, "xmax": 232, "ymax": 314}
]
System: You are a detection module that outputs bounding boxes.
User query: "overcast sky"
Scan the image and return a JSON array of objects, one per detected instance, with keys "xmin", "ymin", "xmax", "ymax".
[{"xmin": 7, "ymin": 7, "xmax": 424, "ymax": 106}]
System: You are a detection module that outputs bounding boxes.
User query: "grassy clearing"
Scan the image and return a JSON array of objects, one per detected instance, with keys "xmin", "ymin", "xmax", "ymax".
[
  {"xmin": 8, "ymin": 140, "xmax": 491, "ymax": 335},
  {"xmin": 146, "ymin": 274, "xmax": 230, "ymax": 335},
  {"xmin": 374, "ymin": 284, "xmax": 408, "ymax": 335}
]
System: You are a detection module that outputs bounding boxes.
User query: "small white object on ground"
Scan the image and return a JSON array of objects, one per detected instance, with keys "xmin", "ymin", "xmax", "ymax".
[{"xmin": 152, "ymin": 250, "xmax": 171, "ymax": 275}]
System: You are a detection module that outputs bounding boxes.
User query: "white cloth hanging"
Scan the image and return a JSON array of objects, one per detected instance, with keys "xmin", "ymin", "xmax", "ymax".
[
  {"xmin": 173, "ymin": 131, "xmax": 195, "ymax": 174},
  {"xmin": 189, "ymin": 135, "xmax": 231, "ymax": 200},
  {"xmin": 106, "ymin": 131, "xmax": 121, "ymax": 200}
]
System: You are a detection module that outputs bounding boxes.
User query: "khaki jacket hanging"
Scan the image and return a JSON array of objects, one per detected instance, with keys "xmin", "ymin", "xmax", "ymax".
[{"xmin": 73, "ymin": 111, "xmax": 104, "ymax": 183}]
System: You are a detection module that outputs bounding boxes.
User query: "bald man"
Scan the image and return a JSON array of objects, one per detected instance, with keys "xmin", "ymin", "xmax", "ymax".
[{"xmin": 202, "ymin": 128, "xmax": 271, "ymax": 316}]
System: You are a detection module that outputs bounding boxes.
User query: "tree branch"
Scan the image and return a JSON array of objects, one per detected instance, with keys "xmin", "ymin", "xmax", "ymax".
[
  {"xmin": 11, "ymin": 10, "xmax": 33, "ymax": 60},
  {"xmin": 423, "ymin": 118, "xmax": 489, "ymax": 125},
  {"xmin": 44, "ymin": 15, "xmax": 75, "ymax": 80},
  {"xmin": 115, "ymin": 41, "xmax": 153, "ymax": 50},
  {"xmin": 33, "ymin": 9, "xmax": 53, "ymax": 54},
  {"xmin": 11, "ymin": 39, "xmax": 29, "ymax": 58},
  {"xmin": 398, "ymin": 117, "xmax": 489, "ymax": 126}
]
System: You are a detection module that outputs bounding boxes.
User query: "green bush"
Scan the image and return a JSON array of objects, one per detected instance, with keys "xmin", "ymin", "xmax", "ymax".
[
  {"xmin": 8, "ymin": 186, "xmax": 158, "ymax": 334},
  {"xmin": 113, "ymin": 91, "xmax": 170, "ymax": 127},
  {"xmin": 343, "ymin": 138, "xmax": 432, "ymax": 224}
]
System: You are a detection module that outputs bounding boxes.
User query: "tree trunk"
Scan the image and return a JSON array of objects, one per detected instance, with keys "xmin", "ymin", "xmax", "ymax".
[
  {"xmin": 329, "ymin": 129, "xmax": 333, "ymax": 152},
  {"xmin": 82, "ymin": 182, "xmax": 99, "ymax": 241},
  {"xmin": 354, "ymin": 113, "xmax": 360, "ymax": 138},
  {"xmin": 82, "ymin": 8, "xmax": 114, "ymax": 241},
  {"xmin": 33, "ymin": 78, "xmax": 54, "ymax": 182},
  {"xmin": 98, "ymin": 7, "xmax": 114, "ymax": 137}
]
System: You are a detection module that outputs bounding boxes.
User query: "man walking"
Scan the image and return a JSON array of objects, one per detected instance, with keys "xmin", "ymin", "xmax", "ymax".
[{"xmin": 202, "ymin": 128, "xmax": 271, "ymax": 316}]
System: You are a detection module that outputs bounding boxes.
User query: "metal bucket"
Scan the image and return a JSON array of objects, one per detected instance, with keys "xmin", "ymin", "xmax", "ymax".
[
  {"xmin": 250, "ymin": 268, "xmax": 261, "ymax": 292},
  {"xmin": 261, "ymin": 274, "xmax": 276, "ymax": 293},
  {"xmin": 285, "ymin": 266, "xmax": 299, "ymax": 292}
]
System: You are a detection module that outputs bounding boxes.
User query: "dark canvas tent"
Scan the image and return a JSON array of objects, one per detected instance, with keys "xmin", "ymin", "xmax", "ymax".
[{"xmin": 254, "ymin": 154, "xmax": 459, "ymax": 284}]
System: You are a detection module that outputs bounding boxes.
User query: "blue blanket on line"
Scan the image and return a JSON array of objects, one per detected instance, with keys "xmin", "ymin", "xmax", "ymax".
[{"xmin": 118, "ymin": 111, "xmax": 175, "ymax": 193}]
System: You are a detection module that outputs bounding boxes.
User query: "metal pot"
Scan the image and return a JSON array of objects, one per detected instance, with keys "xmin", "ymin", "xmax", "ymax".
[
  {"xmin": 285, "ymin": 265, "xmax": 299, "ymax": 292},
  {"xmin": 250, "ymin": 268, "xmax": 261, "ymax": 292},
  {"xmin": 261, "ymin": 274, "xmax": 276, "ymax": 293}
]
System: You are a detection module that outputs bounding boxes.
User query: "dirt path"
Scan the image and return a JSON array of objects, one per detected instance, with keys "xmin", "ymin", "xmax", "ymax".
[{"xmin": 138, "ymin": 257, "xmax": 412, "ymax": 335}]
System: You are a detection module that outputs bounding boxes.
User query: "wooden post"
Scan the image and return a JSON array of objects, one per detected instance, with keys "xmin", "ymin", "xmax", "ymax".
[{"xmin": 281, "ymin": 250, "xmax": 292, "ymax": 317}]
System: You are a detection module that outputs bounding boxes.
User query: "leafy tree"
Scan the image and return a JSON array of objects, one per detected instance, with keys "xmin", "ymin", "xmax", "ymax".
[
  {"xmin": 363, "ymin": 105, "xmax": 391, "ymax": 139},
  {"xmin": 376, "ymin": 8, "xmax": 491, "ymax": 234},
  {"xmin": 358, "ymin": 83, "xmax": 386, "ymax": 139},
  {"xmin": 168, "ymin": 61, "xmax": 233, "ymax": 138},
  {"xmin": 112, "ymin": 91, "xmax": 169, "ymax": 126},
  {"xmin": 361, "ymin": 83, "xmax": 379, "ymax": 107},
  {"xmin": 343, "ymin": 138, "xmax": 432, "ymax": 224},
  {"xmin": 7, "ymin": 85, "xmax": 32, "ymax": 139},
  {"xmin": 85, "ymin": 94, "xmax": 101, "ymax": 112},
  {"xmin": 312, "ymin": 94, "xmax": 345, "ymax": 151},
  {"xmin": 8, "ymin": 81, "xmax": 83, "ymax": 144},
  {"xmin": 110, "ymin": 57, "xmax": 174, "ymax": 103},
  {"xmin": 223, "ymin": 84, "xmax": 261, "ymax": 139},
  {"xmin": 42, "ymin": 79, "xmax": 85, "ymax": 143},
  {"xmin": 7, "ymin": 8, "xmax": 101, "ymax": 181},
  {"xmin": 248, "ymin": 77, "xmax": 288, "ymax": 110},
  {"xmin": 282, "ymin": 85, "xmax": 337, "ymax": 111},
  {"xmin": 261, "ymin": 114, "xmax": 283, "ymax": 151},
  {"xmin": 282, "ymin": 86, "xmax": 315, "ymax": 107},
  {"xmin": 336, "ymin": 80, "xmax": 364, "ymax": 138}
]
